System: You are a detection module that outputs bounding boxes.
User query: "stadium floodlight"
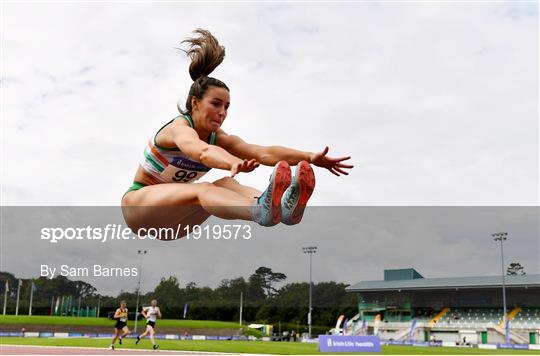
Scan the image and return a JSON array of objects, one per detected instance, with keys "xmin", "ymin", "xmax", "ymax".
[
  {"xmin": 492, "ymin": 232, "xmax": 508, "ymax": 335},
  {"xmin": 134, "ymin": 250, "xmax": 148, "ymax": 333},
  {"xmin": 302, "ymin": 246, "xmax": 317, "ymax": 339}
]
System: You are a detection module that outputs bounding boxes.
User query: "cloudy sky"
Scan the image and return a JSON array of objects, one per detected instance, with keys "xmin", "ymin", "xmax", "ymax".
[{"xmin": 1, "ymin": 2, "xmax": 538, "ymax": 294}]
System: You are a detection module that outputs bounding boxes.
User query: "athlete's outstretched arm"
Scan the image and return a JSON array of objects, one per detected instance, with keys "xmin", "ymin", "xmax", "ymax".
[
  {"xmin": 216, "ymin": 131, "xmax": 353, "ymax": 176},
  {"xmin": 169, "ymin": 122, "xmax": 259, "ymax": 176}
]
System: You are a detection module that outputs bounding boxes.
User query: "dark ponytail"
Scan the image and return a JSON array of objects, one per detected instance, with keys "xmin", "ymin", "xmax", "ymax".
[{"xmin": 179, "ymin": 29, "xmax": 229, "ymax": 115}]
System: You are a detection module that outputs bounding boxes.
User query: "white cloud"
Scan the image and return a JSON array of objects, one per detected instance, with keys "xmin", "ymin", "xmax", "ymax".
[{"xmin": 1, "ymin": 2, "xmax": 537, "ymax": 207}]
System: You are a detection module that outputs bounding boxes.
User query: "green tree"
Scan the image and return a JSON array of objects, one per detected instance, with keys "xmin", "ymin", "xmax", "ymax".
[
  {"xmin": 507, "ymin": 262, "xmax": 525, "ymax": 275},
  {"xmin": 253, "ymin": 267, "xmax": 287, "ymax": 297},
  {"xmin": 215, "ymin": 277, "xmax": 247, "ymax": 301},
  {"xmin": 73, "ymin": 281, "xmax": 97, "ymax": 298},
  {"xmin": 153, "ymin": 276, "xmax": 182, "ymax": 308},
  {"xmin": 246, "ymin": 274, "xmax": 266, "ymax": 302}
]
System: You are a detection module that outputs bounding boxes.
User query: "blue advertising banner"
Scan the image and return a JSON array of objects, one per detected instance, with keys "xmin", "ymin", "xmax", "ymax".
[
  {"xmin": 319, "ymin": 335, "xmax": 382, "ymax": 353},
  {"xmin": 497, "ymin": 344, "xmax": 530, "ymax": 350},
  {"xmin": 0, "ymin": 332, "xmax": 23, "ymax": 337},
  {"xmin": 383, "ymin": 340, "xmax": 442, "ymax": 347}
]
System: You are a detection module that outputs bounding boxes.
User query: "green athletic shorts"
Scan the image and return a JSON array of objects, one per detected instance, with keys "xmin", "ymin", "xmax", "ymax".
[{"xmin": 124, "ymin": 181, "xmax": 146, "ymax": 197}]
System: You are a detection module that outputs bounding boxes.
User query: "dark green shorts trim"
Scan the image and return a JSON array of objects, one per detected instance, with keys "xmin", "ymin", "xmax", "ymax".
[{"xmin": 124, "ymin": 181, "xmax": 146, "ymax": 197}]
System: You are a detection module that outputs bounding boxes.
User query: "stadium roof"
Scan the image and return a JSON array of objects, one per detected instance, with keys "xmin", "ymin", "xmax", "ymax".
[{"xmin": 346, "ymin": 273, "xmax": 540, "ymax": 292}]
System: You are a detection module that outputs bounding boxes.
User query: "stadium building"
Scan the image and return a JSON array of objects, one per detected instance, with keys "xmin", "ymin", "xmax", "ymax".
[{"xmin": 345, "ymin": 268, "xmax": 540, "ymax": 345}]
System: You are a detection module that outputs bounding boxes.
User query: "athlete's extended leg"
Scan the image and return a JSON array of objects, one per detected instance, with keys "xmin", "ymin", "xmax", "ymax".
[
  {"xmin": 136, "ymin": 328, "xmax": 149, "ymax": 344},
  {"xmin": 212, "ymin": 176, "xmax": 261, "ymax": 201},
  {"xmin": 213, "ymin": 175, "xmax": 289, "ymax": 226},
  {"xmin": 110, "ymin": 329, "xmax": 120, "ymax": 349},
  {"xmin": 122, "ymin": 161, "xmax": 292, "ymax": 231},
  {"xmin": 122, "ymin": 182, "xmax": 254, "ymax": 234},
  {"xmin": 121, "ymin": 326, "xmax": 130, "ymax": 341},
  {"xmin": 123, "ymin": 182, "xmax": 255, "ymax": 216},
  {"xmin": 111, "ymin": 329, "xmax": 119, "ymax": 344},
  {"xmin": 148, "ymin": 326, "xmax": 157, "ymax": 347}
]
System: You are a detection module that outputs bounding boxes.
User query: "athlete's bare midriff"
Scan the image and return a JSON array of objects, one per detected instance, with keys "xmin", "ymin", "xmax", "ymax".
[{"xmin": 133, "ymin": 165, "xmax": 166, "ymax": 186}]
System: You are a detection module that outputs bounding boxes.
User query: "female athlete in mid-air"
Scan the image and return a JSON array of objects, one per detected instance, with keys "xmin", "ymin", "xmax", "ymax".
[{"xmin": 121, "ymin": 29, "xmax": 352, "ymax": 237}]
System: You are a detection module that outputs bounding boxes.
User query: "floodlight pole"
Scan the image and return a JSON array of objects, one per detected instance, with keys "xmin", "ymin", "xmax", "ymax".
[
  {"xmin": 239, "ymin": 292, "xmax": 243, "ymax": 326},
  {"xmin": 2, "ymin": 283, "xmax": 7, "ymax": 315},
  {"xmin": 302, "ymin": 246, "xmax": 317, "ymax": 339},
  {"xmin": 492, "ymin": 232, "xmax": 508, "ymax": 334},
  {"xmin": 134, "ymin": 250, "xmax": 147, "ymax": 333}
]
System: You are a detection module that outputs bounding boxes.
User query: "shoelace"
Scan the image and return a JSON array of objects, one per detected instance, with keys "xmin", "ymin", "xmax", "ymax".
[{"xmin": 284, "ymin": 185, "xmax": 298, "ymax": 210}]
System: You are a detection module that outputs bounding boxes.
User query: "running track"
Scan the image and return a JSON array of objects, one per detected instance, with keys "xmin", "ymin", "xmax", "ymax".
[{"xmin": 0, "ymin": 345, "xmax": 245, "ymax": 355}]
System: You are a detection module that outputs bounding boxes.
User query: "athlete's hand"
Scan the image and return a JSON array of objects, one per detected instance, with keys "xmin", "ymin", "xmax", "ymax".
[
  {"xmin": 231, "ymin": 159, "xmax": 260, "ymax": 177},
  {"xmin": 310, "ymin": 146, "xmax": 353, "ymax": 176}
]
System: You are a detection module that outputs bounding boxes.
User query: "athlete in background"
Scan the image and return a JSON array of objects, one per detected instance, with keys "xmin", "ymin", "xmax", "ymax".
[
  {"xmin": 135, "ymin": 299, "xmax": 162, "ymax": 350},
  {"xmin": 109, "ymin": 300, "xmax": 130, "ymax": 350}
]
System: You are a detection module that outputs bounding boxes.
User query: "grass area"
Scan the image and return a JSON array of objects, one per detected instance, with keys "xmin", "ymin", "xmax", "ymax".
[
  {"xmin": 0, "ymin": 315, "xmax": 242, "ymax": 329},
  {"xmin": 0, "ymin": 337, "xmax": 536, "ymax": 355}
]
